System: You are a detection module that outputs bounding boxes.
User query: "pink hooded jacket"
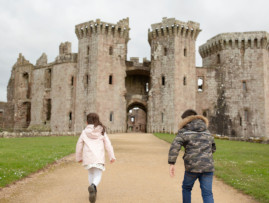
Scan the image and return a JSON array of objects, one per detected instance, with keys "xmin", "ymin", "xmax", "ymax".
[{"xmin": 76, "ymin": 125, "xmax": 116, "ymax": 165}]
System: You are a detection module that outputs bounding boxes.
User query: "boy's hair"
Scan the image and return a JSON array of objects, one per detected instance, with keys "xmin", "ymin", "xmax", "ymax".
[
  {"xmin": 87, "ymin": 113, "xmax": 106, "ymax": 135},
  {"xmin": 181, "ymin": 109, "xmax": 197, "ymax": 119}
]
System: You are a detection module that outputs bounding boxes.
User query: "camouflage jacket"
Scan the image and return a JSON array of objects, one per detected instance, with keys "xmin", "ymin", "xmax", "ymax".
[{"xmin": 168, "ymin": 115, "xmax": 216, "ymax": 173}]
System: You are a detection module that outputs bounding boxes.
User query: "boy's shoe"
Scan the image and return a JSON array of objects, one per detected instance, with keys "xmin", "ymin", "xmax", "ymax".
[{"xmin": 88, "ymin": 184, "xmax": 97, "ymax": 203}]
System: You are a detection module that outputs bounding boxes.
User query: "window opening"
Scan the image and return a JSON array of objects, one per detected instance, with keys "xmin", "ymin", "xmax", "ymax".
[
  {"xmin": 145, "ymin": 82, "xmax": 149, "ymax": 92},
  {"xmin": 71, "ymin": 76, "xmax": 74, "ymax": 86},
  {"xmin": 109, "ymin": 75, "xmax": 113, "ymax": 85},
  {"xmin": 183, "ymin": 76, "xmax": 187, "ymax": 86},
  {"xmin": 110, "ymin": 112, "xmax": 113, "ymax": 122},
  {"xmin": 164, "ymin": 47, "xmax": 167, "ymax": 56},
  {"xmin": 109, "ymin": 46, "xmax": 113, "ymax": 55},
  {"xmin": 217, "ymin": 54, "xmax": 220, "ymax": 64},
  {"xmin": 162, "ymin": 76, "xmax": 165, "ymax": 86},
  {"xmin": 87, "ymin": 46, "xmax": 90, "ymax": 55},
  {"xmin": 243, "ymin": 81, "xmax": 247, "ymax": 92},
  {"xmin": 240, "ymin": 117, "xmax": 242, "ymax": 126},
  {"xmin": 244, "ymin": 110, "xmax": 248, "ymax": 122},
  {"xmin": 131, "ymin": 116, "xmax": 135, "ymax": 123},
  {"xmin": 184, "ymin": 48, "xmax": 187, "ymax": 56},
  {"xmin": 46, "ymin": 99, "xmax": 51, "ymax": 121},
  {"xmin": 161, "ymin": 112, "xmax": 164, "ymax": 123},
  {"xmin": 198, "ymin": 77, "xmax": 204, "ymax": 92}
]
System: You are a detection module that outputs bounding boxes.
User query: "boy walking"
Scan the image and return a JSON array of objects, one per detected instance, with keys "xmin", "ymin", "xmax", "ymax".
[{"xmin": 168, "ymin": 109, "xmax": 216, "ymax": 203}]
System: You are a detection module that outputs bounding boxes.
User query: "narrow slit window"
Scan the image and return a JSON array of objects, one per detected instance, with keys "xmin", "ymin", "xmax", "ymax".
[
  {"xmin": 69, "ymin": 112, "xmax": 72, "ymax": 121},
  {"xmin": 183, "ymin": 76, "xmax": 187, "ymax": 86},
  {"xmin": 198, "ymin": 77, "xmax": 204, "ymax": 92},
  {"xmin": 87, "ymin": 46, "xmax": 90, "ymax": 55},
  {"xmin": 161, "ymin": 112, "xmax": 164, "ymax": 123},
  {"xmin": 217, "ymin": 54, "xmax": 221, "ymax": 64},
  {"xmin": 46, "ymin": 99, "xmax": 51, "ymax": 121},
  {"xmin": 110, "ymin": 112, "xmax": 113, "ymax": 122},
  {"xmin": 162, "ymin": 76, "xmax": 165, "ymax": 86},
  {"xmin": 240, "ymin": 117, "xmax": 242, "ymax": 126},
  {"xmin": 184, "ymin": 48, "xmax": 187, "ymax": 56},
  {"xmin": 71, "ymin": 76, "xmax": 74, "ymax": 86},
  {"xmin": 244, "ymin": 110, "xmax": 248, "ymax": 122},
  {"xmin": 164, "ymin": 47, "xmax": 167, "ymax": 56},
  {"xmin": 109, "ymin": 75, "xmax": 113, "ymax": 85},
  {"xmin": 109, "ymin": 46, "xmax": 113, "ymax": 55},
  {"xmin": 243, "ymin": 81, "xmax": 247, "ymax": 92}
]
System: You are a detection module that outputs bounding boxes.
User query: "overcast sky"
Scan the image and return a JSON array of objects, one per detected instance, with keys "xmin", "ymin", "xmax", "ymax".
[{"xmin": 0, "ymin": 0, "xmax": 269, "ymax": 102}]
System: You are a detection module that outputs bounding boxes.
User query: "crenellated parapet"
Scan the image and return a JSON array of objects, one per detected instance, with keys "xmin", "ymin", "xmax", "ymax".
[
  {"xmin": 75, "ymin": 18, "xmax": 130, "ymax": 42},
  {"xmin": 148, "ymin": 17, "xmax": 201, "ymax": 44},
  {"xmin": 199, "ymin": 31, "xmax": 269, "ymax": 58}
]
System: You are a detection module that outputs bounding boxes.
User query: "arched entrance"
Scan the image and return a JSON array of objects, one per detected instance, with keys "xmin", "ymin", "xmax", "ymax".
[{"xmin": 127, "ymin": 102, "xmax": 147, "ymax": 133}]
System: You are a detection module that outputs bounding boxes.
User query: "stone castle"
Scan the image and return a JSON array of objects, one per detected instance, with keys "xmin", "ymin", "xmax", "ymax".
[{"xmin": 1, "ymin": 17, "xmax": 269, "ymax": 139}]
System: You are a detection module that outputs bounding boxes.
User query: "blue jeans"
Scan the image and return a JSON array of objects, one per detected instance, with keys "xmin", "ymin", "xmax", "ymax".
[{"xmin": 182, "ymin": 171, "xmax": 214, "ymax": 203}]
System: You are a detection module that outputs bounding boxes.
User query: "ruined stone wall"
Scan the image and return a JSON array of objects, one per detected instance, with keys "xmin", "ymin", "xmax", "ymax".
[
  {"xmin": 148, "ymin": 18, "xmax": 200, "ymax": 133},
  {"xmin": 8, "ymin": 54, "xmax": 34, "ymax": 130},
  {"xmin": 0, "ymin": 102, "xmax": 14, "ymax": 129},
  {"xmin": 199, "ymin": 32, "xmax": 269, "ymax": 138},
  {"xmin": 74, "ymin": 19, "xmax": 129, "ymax": 133},
  {"xmin": 127, "ymin": 108, "xmax": 146, "ymax": 132}
]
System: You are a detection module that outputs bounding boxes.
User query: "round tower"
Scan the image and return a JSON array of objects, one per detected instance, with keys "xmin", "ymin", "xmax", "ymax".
[
  {"xmin": 147, "ymin": 17, "xmax": 201, "ymax": 133},
  {"xmin": 199, "ymin": 32, "xmax": 269, "ymax": 138},
  {"xmin": 74, "ymin": 18, "xmax": 130, "ymax": 132}
]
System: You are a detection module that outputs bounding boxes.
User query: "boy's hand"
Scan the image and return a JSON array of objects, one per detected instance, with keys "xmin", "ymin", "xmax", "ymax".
[
  {"xmin": 169, "ymin": 164, "xmax": 175, "ymax": 177},
  {"xmin": 78, "ymin": 160, "xmax": 82, "ymax": 163},
  {"xmin": 110, "ymin": 158, "xmax": 116, "ymax": 164}
]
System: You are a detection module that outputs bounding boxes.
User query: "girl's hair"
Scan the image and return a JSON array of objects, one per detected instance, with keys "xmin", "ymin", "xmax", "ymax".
[{"xmin": 87, "ymin": 113, "xmax": 106, "ymax": 135}]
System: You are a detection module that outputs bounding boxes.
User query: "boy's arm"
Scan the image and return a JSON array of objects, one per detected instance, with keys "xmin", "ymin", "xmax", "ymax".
[{"xmin": 168, "ymin": 132, "xmax": 184, "ymax": 165}]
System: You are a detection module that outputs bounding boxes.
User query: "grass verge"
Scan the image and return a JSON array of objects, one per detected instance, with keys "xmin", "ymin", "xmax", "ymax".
[
  {"xmin": 154, "ymin": 133, "xmax": 269, "ymax": 203},
  {"xmin": 0, "ymin": 136, "xmax": 78, "ymax": 188}
]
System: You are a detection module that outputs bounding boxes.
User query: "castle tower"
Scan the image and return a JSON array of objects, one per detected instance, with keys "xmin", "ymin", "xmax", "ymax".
[
  {"xmin": 74, "ymin": 18, "xmax": 130, "ymax": 132},
  {"xmin": 147, "ymin": 17, "xmax": 201, "ymax": 133},
  {"xmin": 199, "ymin": 32, "xmax": 269, "ymax": 138}
]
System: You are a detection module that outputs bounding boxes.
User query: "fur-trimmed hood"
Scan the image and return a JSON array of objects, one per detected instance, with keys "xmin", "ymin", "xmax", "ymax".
[{"xmin": 178, "ymin": 115, "xmax": 209, "ymax": 132}]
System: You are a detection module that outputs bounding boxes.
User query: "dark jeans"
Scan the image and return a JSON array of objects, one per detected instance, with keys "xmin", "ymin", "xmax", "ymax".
[{"xmin": 182, "ymin": 171, "xmax": 214, "ymax": 203}]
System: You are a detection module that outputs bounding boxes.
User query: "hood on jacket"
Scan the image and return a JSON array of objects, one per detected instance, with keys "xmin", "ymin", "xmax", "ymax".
[
  {"xmin": 84, "ymin": 124, "xmax": 104, "ymax": 139},
  {"xmin": 178, "ymin": 115, "xmax": 209, "ymax": 132}
]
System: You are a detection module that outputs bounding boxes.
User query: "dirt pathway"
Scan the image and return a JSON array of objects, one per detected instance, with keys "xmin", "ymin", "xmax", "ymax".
[{"xmin": 0, "ymin": 133, "xmax": 257, "ymax": 203}]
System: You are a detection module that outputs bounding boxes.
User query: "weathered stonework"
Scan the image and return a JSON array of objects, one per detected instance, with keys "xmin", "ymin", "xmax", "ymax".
[{"xmin": 1, "ymin": 18, "xmax": 269, "ymax": 139}]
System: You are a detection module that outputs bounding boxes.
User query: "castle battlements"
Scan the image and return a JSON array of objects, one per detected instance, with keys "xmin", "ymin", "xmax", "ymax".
[
  {"xmin": 75, "ymin": 18, "xmax": 130, "ymax": 41},
  {"xmin": 199, "ymin": 31, "xmax": 269, "ymax": 58},
  {"xmin": 148, "ymin": 17, "xmax": 201, "ymax": 43}
]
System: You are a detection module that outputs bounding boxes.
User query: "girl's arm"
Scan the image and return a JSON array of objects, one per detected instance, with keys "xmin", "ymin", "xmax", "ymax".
[
  {"xmin": 103, "ymin": 133, "xmax": 116, "ymax": 161},
  {"xmin": 75, "ymin": 133, "xmax": 84, "ymax": 162}
]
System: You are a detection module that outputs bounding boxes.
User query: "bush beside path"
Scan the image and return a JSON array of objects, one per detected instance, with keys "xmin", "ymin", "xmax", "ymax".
[{"xmin": 0, "ymin": 133, "xmax": 257, "ymax": 203}]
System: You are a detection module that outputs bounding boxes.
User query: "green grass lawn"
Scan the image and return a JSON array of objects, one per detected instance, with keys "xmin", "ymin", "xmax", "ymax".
[
  {"xmin": 154, "ymin": 133, "xmax": 269, "ymax": 203},
  {"xmin": 0, "ymin": 136, "xmax": 78, "ymax": 188}
]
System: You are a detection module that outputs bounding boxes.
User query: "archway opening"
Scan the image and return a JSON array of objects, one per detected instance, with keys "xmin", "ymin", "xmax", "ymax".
[{"xmin": 127, "ymin": 103, "xmax": 147, "ymax": 133}]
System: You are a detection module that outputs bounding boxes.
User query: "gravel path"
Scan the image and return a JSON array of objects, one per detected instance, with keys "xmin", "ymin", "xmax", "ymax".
[{"xmin": 0, "ymin": 133, "xmax": 257, "ymax": 203}]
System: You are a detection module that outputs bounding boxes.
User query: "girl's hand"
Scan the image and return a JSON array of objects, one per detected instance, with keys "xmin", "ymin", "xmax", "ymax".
[{"xmin": 110, "ymin": 158, "xmax": 116, "ymax": 164}]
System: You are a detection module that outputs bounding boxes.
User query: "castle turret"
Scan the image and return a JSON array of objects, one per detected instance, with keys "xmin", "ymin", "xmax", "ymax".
[
  {"xmin": 74, "ymin": 18, "xmax": 130, "ymax": 132},
  {"xmin": 147, "ymin": 17, "xmax": 201, "ymax": 133},
  {"xmin": 198, "ymin": 31, "xmax": 269, "ymax": 138}
]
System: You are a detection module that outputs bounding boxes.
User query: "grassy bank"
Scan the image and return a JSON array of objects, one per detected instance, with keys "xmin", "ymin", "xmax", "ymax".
[
  {"xmin": 0, "ymin": 136, "xmax": 78, "ymax": 188},
  {"xmin": 154, "ymin": 133, "xmax": 269, "ymax": 203}
]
